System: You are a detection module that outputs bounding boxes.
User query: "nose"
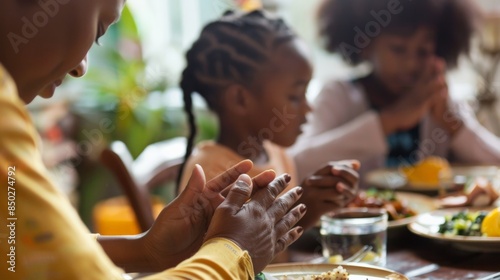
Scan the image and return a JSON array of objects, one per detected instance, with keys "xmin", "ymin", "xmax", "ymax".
[
  {"xmin": 69, "ymin": 55, "xmax": 88, "ymax": 78},
  {"xmin": 303, "ymin": 100, "xmax": 312, "ymax": 114}
]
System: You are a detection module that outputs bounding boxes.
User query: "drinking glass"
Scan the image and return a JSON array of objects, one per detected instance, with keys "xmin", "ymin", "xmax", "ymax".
[{"xmin": 320, "ymin": 208, "xmax": 388, "ymax": 266}]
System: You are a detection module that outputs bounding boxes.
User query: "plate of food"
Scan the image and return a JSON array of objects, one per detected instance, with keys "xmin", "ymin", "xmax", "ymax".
[
  {"xmin": 408, "ymin": 207, "xmax": 500, "ymax": 252},
  {"xmin": 365, "ymin": 156, "xmax": 499, "ymax": 195},
  {"xmin": 348, "ymin": 189, "xmax": 438, "ymax": 230},
  {"xmin": 261, "ymin": 263, "xmax": 407, "ymax": 280}
]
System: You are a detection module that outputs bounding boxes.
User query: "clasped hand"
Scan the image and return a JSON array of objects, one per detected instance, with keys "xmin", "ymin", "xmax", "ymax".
[
  {"xmin": 139, "ymin": 160, "xmax": 305, "ymax": 273},
  {"xmin": 298, "ymin": 160, "xmax": 360, "ymax": 229},
  {"xmin": 379, "ymin": 57, "xmax": 463, "ymax": 136}
]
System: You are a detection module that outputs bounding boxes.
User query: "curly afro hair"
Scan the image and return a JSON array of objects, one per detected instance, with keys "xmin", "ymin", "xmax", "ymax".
[{"xmin": 317, "ymin": 0, "xmax": 479, "ymax": 68}]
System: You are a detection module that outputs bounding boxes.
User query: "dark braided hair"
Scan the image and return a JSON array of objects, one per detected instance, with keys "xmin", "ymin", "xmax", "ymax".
[{"xmin": 176, "ymin": 10, "xmax": 296, "ymax": 188}]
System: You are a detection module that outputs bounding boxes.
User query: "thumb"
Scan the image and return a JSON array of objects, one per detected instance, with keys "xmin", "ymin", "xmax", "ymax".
[
  {"xmin": 340, "ymin": 159, "xmax": 361, "ymax": 171},
  {"xmin": 223, "ymin": 174, "xmax": 253, "ymax": 212},
  {"xmin": 179, "ymin": 164, "xmax": 207, "ymax": 201}
]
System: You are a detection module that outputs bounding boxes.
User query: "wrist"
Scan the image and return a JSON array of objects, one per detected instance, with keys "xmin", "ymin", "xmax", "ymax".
[{"xmin": 98, "ymin": 234, "xmax": 153, "ymax": 272}]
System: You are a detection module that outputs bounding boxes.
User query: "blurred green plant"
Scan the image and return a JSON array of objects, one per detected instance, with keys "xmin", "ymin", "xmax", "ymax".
[{"xmin": 74, "ymin": 5, "xmax": 173, "ymax": 158}]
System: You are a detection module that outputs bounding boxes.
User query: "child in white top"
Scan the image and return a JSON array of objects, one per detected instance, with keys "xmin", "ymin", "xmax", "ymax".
[{"xmin": 290, "ymin": 0, "xmax": 500, "ymax": 183}]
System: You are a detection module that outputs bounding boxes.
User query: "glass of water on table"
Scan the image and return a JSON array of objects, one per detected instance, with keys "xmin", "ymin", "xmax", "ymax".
[{"xmin": 320, "ymin": 208, "xmax": 388, "ymax": 266}]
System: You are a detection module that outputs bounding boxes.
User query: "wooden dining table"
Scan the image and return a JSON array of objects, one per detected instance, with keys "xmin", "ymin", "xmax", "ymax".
[{"xmin": 286, "ymin": 228, "xmax": 500, "ymax": 280}]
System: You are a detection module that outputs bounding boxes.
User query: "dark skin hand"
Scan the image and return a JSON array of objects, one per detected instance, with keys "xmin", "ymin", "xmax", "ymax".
[
  {"xmin": 99, "ymin": 160, "xmax": 277, "ymax": 272},
  {"xmin": 297, "ymin": 160, "xmax": 360, "ymax": 229},
  {"xmin": 204, "ymin": 173, "xmax": 306, "ymax": 273},
  {"xmin": 378, "ymin": 57, "xmax": 449, "ymax": 135},
  {"xmin": 428, "ymin": 61, "xmax": 464, "ymax": 137}
]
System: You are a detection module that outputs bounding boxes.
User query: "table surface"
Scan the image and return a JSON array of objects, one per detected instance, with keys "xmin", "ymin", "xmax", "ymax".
[{"xmin": 286, "ymin": 228, "xmax": 500, "ymax": 280}]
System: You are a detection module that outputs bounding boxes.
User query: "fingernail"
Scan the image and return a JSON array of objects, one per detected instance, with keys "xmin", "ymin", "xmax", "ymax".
[
  {"xmin": 296, "ymin": 186, "xmax": 304, "ymax": 196},
  {"xmin": 237, "ymin": 174, "xmax": 251, "ymax": 185},
  {"xmin": 299, "ymin": 204, "xmax": 307, "ymax": 213},
  {"xmin": 297, "ymin": 227, "xmax": 304, "ymax": 234},
  {"xmin": 284, "ymin": 174, "xmax": 291, "ymax": 183}
]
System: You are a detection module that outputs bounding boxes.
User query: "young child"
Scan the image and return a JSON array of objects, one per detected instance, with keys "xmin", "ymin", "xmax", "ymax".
[
  {"xmin": 289, "ymin": 0, "xmax": 500, "ymax": 183},
  {"xmin": 0, "ymin": 1, "xmax": 305, "ymax": 279},
  {"xmin": 178, "ymin": 10, "xmax": 360, "ymax": 231}
]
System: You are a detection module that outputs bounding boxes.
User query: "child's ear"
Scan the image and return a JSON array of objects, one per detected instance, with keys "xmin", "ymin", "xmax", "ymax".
[{"xmin": 222, "ymin": 84, "xmax": 254, "ymax": 115}]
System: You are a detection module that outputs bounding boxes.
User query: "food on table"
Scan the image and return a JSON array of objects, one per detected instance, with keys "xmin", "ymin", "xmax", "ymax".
[
  {"xmin": 386, "ymin": 274, "xmax": 407, "ymax": 280},
  {"xmin": 327, "ymin": 255, "xmax": 344, "ymax": 264},
  {"xmin": 277, "ymin": 265, "xmax": 349, "ymax": 280},
  {"xmin": 481, "ymin": 207, "xmax": 500, "ymax": 237},
  {"xmin": 401, "ymin": 156, "xmax": 451, "ymax": 186},
  {"xmin": 440, "ymin": 177, "xmax": 499, "ymax": 208},
  {"xmin": 348, "ymin": 189, "xmax": 417, "ymax": 221},
  {"xmin": 438, "ymin": 210, "xmax": 488, "ymax": 236}
]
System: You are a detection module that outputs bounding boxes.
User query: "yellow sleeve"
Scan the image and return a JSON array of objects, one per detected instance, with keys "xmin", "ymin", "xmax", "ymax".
[
  {"xmin": 142, "ymin": 238, "xmax": 255, "ymax": 280},
  {"xmin": 0, "ymin": 65, "xmax": 125, "ymax": 280}
]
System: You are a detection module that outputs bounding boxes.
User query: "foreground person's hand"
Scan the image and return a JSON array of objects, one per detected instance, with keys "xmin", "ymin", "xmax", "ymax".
[
  {"xmin": 138, "ymin": 160, "xmax": 279, "ymax": 271},
  {"xmin": 140, "ymin": 160, "xmax": 254, "ymax": 270},
  {"xmin": 204, "ymin": 174, "xmax": 306, "ymax": 273}
]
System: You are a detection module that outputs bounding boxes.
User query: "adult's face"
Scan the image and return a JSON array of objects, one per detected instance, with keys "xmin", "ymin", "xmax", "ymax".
[{"xmin": 0, "ymin": 0, "xmax": 125, "ymax": 103}]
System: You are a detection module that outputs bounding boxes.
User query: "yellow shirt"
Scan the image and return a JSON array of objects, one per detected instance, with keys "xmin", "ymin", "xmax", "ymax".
[
  {"xmin": 179, "ymin": 140, "xmax": 298, "ymax": 194},
  {"xmin": 0, "ymin": 64, "xmax": 254, "ymax": 280}
]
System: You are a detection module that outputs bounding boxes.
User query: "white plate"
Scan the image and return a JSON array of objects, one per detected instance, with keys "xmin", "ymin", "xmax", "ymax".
[
  {"xmin": 263, "ymin": 263, "xmax": 408, "ymax": 280},
  {"xmin": 365, "ymin": 166, "xmax": 499, "ymax": 193},
  {"xmin": 408, "ymin": 208, "xmax": 500, "ymax": 252}
]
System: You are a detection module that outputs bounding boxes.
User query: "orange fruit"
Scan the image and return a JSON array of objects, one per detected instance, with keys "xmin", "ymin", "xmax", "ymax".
[
  {"xmin": 402, "ymin": 156, "xmax": 451, "ymax": 186},
  {"xmin": 481, "ymin": 208, "xmax": 500, "ymax": 237}
]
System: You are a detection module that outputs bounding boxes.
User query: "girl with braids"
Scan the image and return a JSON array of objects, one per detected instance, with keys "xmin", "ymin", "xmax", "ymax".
[
  {"xmin": 178, "ymin": 10, "xmax": 360, "ymax": 231},
  {"xmin": 290, "ymin": 0, "xmax": 500, "ymax": 183}
]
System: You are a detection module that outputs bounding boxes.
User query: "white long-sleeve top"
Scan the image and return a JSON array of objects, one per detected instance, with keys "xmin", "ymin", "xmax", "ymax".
[{"xmin": 288, "ymin": 80, "xmax": 500, "ymax": 184}]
